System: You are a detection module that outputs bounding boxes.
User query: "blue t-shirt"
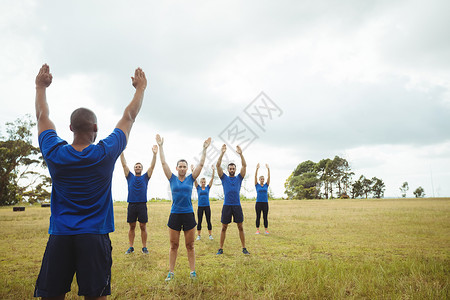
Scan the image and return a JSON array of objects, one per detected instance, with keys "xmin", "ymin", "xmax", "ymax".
[
  {"xmin": 196, "ymin": 185, "xmax": 211, "ymax": 207},
  {"xmin": 126, "ymin": 172, "xmax": 150, "ymax": 203},
  {"xmin": 39, "ymin": 128, "xmax": 126, "ymax": 235},
  {"xmin": 220, "ymin": 173, "xmax": 243, "ymax": 206},
  {"xmin": 256, "ymin": 183, "xmax": 269, "ymax": 203},
  {"xmin": 169, "ymin": 174, "xmax": 194, "ymax": 214}
]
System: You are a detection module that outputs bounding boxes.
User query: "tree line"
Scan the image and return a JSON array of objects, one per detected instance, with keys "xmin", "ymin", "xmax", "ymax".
[
  {"xmin": 284, "ymin": 156, "xmax": 385, "ymax": 199},
  {"xmin": 0, "ymin": 116, "xmax": 51, "ymax": 206}
]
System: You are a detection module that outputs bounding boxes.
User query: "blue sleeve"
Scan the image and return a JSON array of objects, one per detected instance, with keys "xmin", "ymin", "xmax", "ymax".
[
  {"xmin": 99, "ymin": 128, "xmax": 127, "ymax": 160},
  {"xmin": 169, "ymin": 173, "xmax": 176, "ymax": 183},
  {"xmin": 38, "ymin": 129, "xmax": 67, "ymax": 158},
  {"xmin": 126, "ymin": 171, "xmax": 132, "ymax": 179},
  {"xmin": 238, "ymin": 173, "xmax": 244, "ymax": 182}
]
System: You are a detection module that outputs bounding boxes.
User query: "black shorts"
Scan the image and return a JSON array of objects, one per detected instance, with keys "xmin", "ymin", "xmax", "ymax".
[
  {"xmin": 34, "ymin": 234, "xmax": 112, "ymax": 298},
  {"xmin": 221, "ymin": 205, "xmax": 244, "ymax": 224},
  {"xmin": 167, "ymin": 213, "xmax": 197, "ymax": 231},
  {"xmin": 127, "ymin": 202, "xmax": 148, "ymax": 223}
]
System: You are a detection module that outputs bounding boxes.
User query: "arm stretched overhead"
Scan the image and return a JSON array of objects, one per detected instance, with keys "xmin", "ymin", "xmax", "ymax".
[
  {"xmin": 115, "ymin": 68, "xmax": 147, "ymax": 141},
  {"xmin": 35, "ymin": 64, "xmax": 56, "ymax": 135}
]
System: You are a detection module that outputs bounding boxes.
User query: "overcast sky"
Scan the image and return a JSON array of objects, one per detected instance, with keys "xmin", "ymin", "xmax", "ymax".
[{"xmin": 1, "ymin": 0, "xmax": 449, "ymax": 200}]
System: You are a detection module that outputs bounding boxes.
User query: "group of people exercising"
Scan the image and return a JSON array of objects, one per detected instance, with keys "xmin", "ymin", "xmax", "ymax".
[
  {"xmin": 120, "ymin": 139, "xmax": 271, "ymax": 282},
  {"xmin": 33, "ymin": 64, "xmax": 270, "ymax": 299}
]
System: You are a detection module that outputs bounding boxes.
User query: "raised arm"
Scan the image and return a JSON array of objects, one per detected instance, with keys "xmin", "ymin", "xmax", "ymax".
[
  {"xmin": 255, "ymin": 163, "xmax": 260, "ymax": 185},
  {"xmin": 120, "ymin": 152, "xmax": 130, "ymax": 177},
  {"xmin": 156, "ymin": 134, "xmax": 172, "ymax": 180},
  {"xmin": 146, "ymin": 145, "xmax": 158, "ymax": 178},
  {"xmin": 266, "ymin": 163, "xmax": 271, "ymax": 186},
  {"xmin": 192, "ymin": 137, "xmax": 211, "ymax": 180},
  {"xmin": 35, "ymin": 64, "xmax": 56, "ymax": 135},
  {"xmin": 236, "ymin": 145, "xmax": 247, "ymax": 178},
  {"xmin": 216, "ymin": 144, "xmax": 226, "ymax": 178},
  {"xmin": 191, "ymin": 164, "xmax": 198, "ymax": 187},
  {"xmin": 115, "ymin": 68, "xmax": 147, "ymax": 141},
  {"xmin": 208, "ymin": 165, "xmax": 215, "ymax": 188}
]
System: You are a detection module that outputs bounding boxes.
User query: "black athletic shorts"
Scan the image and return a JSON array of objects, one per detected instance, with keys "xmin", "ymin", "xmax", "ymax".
[
  {"xmin": 127, "ymin": 202, "xmax": 148, "ymax": 223},
  {"xmin": 34, "ymin": 234, "xmax": 112, "ymax": 298},
  {"xmin": 167, "ymin": 213, "xmax": 197, "ymax": 231},
  {"xmin": 221, "ymin": 205, "xmax": 244, "ymax": 224}
]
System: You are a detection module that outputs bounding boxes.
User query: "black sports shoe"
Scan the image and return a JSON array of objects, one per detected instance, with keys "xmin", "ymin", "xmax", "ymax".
[
  {"xmin": 216, "ymin": 248, "xmax": 223, "ymax": 255},
  {"xmin": 242, "ymin": 248, "xmax": 250, "ymax": 255},
  {"xmin": 142, "ymin": 247, "xmax": 149, "ymax": 254},
  {"xmin": 125, "ymin": 247, "xmax": 134, "ymax": 254}
]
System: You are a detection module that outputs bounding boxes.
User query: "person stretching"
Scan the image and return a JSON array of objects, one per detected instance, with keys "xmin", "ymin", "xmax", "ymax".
[
  {"xmin": 156, "ymin": 134, "xmax": 211, "ymax": 281},
  {"xmin": 191, "ymin": 165, "xmax": 215, "ymax": 241},
  {"xmin": 120, "ymin": 146, "xmax": 157, "ymax": 255},
  {"xmin": 216, "ymin": 144, "xmax": 250, "ymax": 255},
  {"xmin": 255, "ymin": 163, "xmax": 270, "ymax": 235}
]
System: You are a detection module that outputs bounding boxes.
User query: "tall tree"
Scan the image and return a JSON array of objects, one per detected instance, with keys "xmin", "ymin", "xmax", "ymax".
[
  {"xmin": 399, "ymin": 182, "xmax": 409, "ymax": 198},
  {"xmin": 0, "ymin": 116, "xmax": 50, "ymax": 205},
  {"xmin": 413, "ymin": 186, "xmax": 425, "ymax": 198},
  {"xmin": 360, "ymin": 176, "xmax": 372, "ymax": 199},
  {"xmin": 285, "ymin": 161, "xmax": 320, "ymax": 199},
  {"xmin": 371, "ymin": 177, "xmax": 385, "ymax": 198}
]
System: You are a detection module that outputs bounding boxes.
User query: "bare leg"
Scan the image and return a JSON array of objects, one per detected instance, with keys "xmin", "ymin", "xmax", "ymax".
[
  {"xmin": 237, "ymin": 222, "xmax": 246, "ymax": 248},
  {"xmin": 139, "ymin": 222, "xmax": 147, "ymax": 248},
  {"xmin": 219, "ymin": 223, "xmax": 228, "ymax": 249},
  {"xmin": 168, "ymin": 228, "xmax": 180, "ymax": 272},
  {"xmin": 128, "ymin": 222, "xmax": 136, "ymax": 247},
  {"xmin": 184, "ymin": 227, "xmax": 196, "ymax": 271}
]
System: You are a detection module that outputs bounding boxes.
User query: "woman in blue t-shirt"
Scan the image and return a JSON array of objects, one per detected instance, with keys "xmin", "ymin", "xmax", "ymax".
[
  {"xmin": 191, "ymin": 164, "xmax": 215, "ymax": 241},
  {"xmin": 156, "ymin": 134, "xmax": 211, "ymax": 282},
  {"xmin": 255, "ymin": 163, "xmax": 271, "ymax": 235}
]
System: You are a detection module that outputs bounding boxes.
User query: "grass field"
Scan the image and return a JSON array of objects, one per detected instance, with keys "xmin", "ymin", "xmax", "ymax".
[{"xmin": 0, "ymin": 198, "xmax": 449, "ymax": 299}]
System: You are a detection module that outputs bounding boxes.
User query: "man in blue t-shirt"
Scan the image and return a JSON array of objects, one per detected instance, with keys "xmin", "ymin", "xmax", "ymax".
[
  {"xmin": 120, "ymin": 147, "xmax": 157, "ymax": 255},
  {"xmin": 215, "ymin": 144, "xmax": 250, "ymax": 255},
  {"xmin": 33, "ymin": 64, "xmax": 148, "ymax": 299}
]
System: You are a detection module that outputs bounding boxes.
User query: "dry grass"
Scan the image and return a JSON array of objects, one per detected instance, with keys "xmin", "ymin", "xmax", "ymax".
[{"xmin": 0, "ymin": 198, "xmax": 449, "ymax": 299}]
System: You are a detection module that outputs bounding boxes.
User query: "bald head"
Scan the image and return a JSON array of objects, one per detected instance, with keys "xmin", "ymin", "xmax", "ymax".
[{"xmin": 70, "ymin": 108, "xmax": 97, "ymax": 133}]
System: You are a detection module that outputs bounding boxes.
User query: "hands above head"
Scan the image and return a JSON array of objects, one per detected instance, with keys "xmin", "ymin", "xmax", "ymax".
[
  {"xmin": 236, "ymin": 145, "xmax": 242, "ymax": 155},
  {"xmin": 203, "ymin": 137, "xmax": 211, "ymax": 149},
  {"xmin": 221, "ymin": 144, "xmax": 227, "ymax": 153},
  {"xmin": 152, "ymin": 145, "xmax": 158, "ymax": 154},
  {"xmin": 211, "ymin": 165, "xmax": 215, "ymax": 171},
  {"xmin": 266, "ymin": 163, "xmax": 270, "ymax": 169},
  {"xmin": 256, "ymin": 163, "xmax": 260, "ymax": 169},
  {"xmin": 191, "ymin": 164, "xmax": 195, "ymax": 172},
  {"xmin": 36, "ymin": 64, "xmax": 53, "ymax": 88},
  {"xmin": 131, "ymin": 68, "xmax": 147, "ymax": 90},
  {"xmin": 155, "ymin": 134, "xmax": 163, "ymax": 147}
]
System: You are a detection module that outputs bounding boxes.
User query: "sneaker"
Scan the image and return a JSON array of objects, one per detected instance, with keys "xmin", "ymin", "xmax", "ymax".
[
  {"xmin": 216, "ymin": 248, "xmax": 223, "ymax": 255},
  {"xmin": 125, "ymin": 247, "xmax": 134, "ymax": 254},
  {"xmin": 165, "ymin": 271, "xmax": 174, "ymax": 282},
  {"xmin": 242, "ymin": 248, "xmax": 250, "ymax": 255},
  {"xmin": 142, "ymin": 247, "xmax": 149, "ymax": 254},
  {"xmin": 265, "ymin": 231, "xmax": 270, "ymax": 235},
  {"xmin": 196, "ymin": 235, "xmax": 201, "ymax": 241},
  {"xmin": 209, "ymin": 235, "xmax": 214, "ymax": 240},
  {"xmin": 190, "ymin": 271, "xmax": 197, "ymax": 280},
  {"xmin": 255, "ymin": 230, "xmax": 260, "ymax": 234}
]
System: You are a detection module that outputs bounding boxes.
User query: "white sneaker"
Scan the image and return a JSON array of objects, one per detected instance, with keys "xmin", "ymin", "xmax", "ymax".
[
  {"xmin": 196, "ymin": 235, "xmax": 201, "ymax": 241},
  {"xmin": 209, "ymin": 235, "xmax": 214, "ymax": 240}
]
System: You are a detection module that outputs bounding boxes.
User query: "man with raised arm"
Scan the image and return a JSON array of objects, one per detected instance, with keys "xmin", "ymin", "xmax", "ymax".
[
  {"xmin": 120, "ymin": 146, "xmax": 157, "ymax": 255},
  {"xmin": 34, "ymin": 64, "xmax": 147, "ymax": 300},
  {"xmin": 216, "ymin": 144, "xmax": 250, "ymax": 255}
]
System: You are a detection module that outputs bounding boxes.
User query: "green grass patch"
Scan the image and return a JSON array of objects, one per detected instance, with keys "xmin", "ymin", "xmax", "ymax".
[{"xmin": 0, "ymin": 198, "xmax": 448, "ymax": 299}]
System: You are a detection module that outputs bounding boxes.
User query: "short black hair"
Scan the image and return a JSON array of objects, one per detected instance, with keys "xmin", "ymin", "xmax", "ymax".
[
  {"xmin": 177, "ymin": 159, "xmax": 188, "ymax": 167},
  {"xmin": 228, "ymin": 163, "xmax": 236, "ymax": 168},
  {"xmin": 70, "ymin": 108, "xmax": 97, "ymax": 132}
]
